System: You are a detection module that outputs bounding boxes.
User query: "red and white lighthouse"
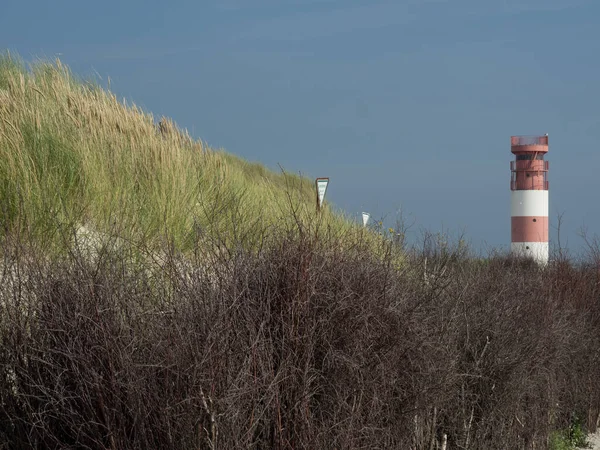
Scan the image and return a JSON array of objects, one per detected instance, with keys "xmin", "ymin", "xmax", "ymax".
[{"xmin": 510, "ymin": 135, "xmax": 549, "ymax": 264}]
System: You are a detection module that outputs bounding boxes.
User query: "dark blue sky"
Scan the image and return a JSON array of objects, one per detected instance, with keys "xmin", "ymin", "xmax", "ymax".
[{"xmin": 2, "ymin": 0, "xmax": 600, "ymax": 255}]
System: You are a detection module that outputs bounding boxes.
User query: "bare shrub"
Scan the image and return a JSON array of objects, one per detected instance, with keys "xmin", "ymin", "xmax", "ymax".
[{"xmin": 0, "ymin": 223, "xmax": 599, "ymax": 449}]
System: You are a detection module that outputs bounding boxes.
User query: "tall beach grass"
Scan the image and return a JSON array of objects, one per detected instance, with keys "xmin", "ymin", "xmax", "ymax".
[{"xmin": 0, "ymin": 52, "xmax": 364, "ymax": 254}]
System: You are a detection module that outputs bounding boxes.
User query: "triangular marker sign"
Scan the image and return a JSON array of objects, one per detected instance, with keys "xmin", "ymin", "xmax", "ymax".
[{"xmin": 316, "ymin": 178, "xmax": 329, "ymax": 209}]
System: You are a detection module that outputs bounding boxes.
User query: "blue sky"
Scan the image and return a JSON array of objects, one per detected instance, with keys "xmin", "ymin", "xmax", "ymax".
[{"xmin": 2, "ymin": 0, "xmax": 600, "ymax": 255}]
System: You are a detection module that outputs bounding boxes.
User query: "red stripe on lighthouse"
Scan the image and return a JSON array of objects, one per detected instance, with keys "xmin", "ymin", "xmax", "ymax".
[{"xmin": 511, "ymin": 216, "xmax": 548, "ymax": 242}]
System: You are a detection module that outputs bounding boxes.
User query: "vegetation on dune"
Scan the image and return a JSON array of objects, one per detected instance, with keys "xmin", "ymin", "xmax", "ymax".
[
  {"xmin": 0, "ymin": 226, "xmax": 599, "ymax": 449},
  {"xmin": 1, "ymin": 51, "xmax": 600, "ymax": 449},
  {"xmin": 0, "ymin": 52, "xmax": 357, "ymax": 252}
]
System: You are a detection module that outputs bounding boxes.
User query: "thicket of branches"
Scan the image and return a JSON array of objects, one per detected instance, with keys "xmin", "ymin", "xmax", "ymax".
[{"xmin": 0, "ymin": 220, "xmax": 599, "ymax": 449}]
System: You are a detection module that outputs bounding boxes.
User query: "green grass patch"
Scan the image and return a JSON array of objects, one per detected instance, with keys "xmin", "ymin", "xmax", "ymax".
[{"xmin": 550, "ymin": 417, "xmax": 590, "ymax": 450}]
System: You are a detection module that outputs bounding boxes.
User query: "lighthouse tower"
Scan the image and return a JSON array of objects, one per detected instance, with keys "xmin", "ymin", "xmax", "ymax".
[{"xmin": 510, "ymin": 135, "xmax": 549, "ymax": 264}]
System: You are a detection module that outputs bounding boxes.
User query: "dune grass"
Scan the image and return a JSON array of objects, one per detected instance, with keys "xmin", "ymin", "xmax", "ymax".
[{"xmin": 0, "ymin": 52, "xmax": 364, "ymax": 253}]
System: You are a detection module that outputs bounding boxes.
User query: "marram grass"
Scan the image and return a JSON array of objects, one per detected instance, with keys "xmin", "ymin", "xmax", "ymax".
[{"xmin": 0, "ymin": 52, "xmax": 389, "ymax": 256}]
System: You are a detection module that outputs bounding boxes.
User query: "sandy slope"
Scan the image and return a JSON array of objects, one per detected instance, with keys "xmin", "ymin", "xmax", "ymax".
[{"xmin": 582, "ymin": 431, "xmax": 600, "ymax": 449}]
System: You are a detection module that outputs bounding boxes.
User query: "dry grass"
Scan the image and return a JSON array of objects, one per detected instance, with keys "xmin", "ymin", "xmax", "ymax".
[{"xmin": 0, "ymin": 52, "xmax": 357, "ymax": 253}]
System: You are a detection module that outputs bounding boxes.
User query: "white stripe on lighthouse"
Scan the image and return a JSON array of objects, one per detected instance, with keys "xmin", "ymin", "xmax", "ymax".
[
  {"xmin": 510, "ymin": 190, "xmax": 548, "ymax": 217},
  {"xmin": 510, "ymin": 242, "xmax": 549, "ymax": 265}
]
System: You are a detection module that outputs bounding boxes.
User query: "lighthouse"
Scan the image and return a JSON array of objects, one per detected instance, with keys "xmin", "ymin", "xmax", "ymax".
[{"xmin": 510, "ymin": 135, "xmax": 549, "ymax": 264}]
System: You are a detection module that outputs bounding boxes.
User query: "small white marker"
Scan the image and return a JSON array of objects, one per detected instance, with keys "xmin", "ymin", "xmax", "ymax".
[{"xmin": 362, "ymin": 212, "xmax": 370, "ymax": 227}]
